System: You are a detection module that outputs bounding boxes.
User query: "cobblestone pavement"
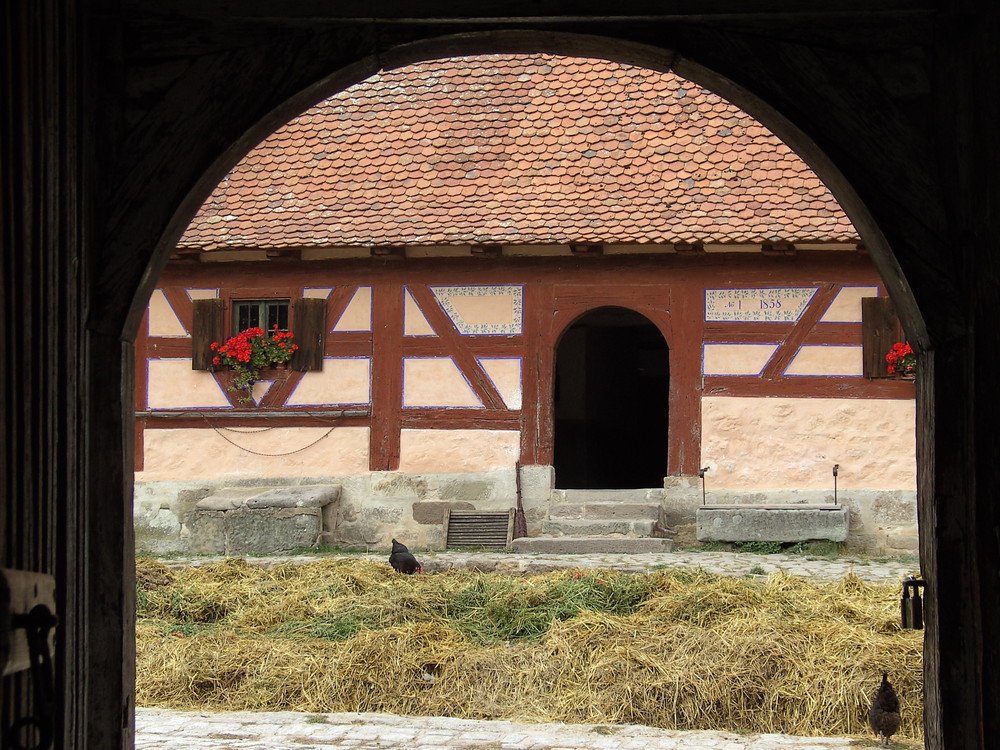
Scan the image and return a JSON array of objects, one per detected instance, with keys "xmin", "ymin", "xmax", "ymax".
[
  {"xmin": 135, "ymin": 709, "xmax": 875, "ymax": 750},
  {"xmin": 159, "ymin": 548, "xmax": 920, "ymax": 583},
  {"xmin": 140, "ymin": 550, "xmax": 922, "ymax": 749}
]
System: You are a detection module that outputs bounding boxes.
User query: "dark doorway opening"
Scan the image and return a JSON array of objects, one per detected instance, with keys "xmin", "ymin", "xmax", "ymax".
[{"xmin": 554, "ymin": 306, "xmax": 669, "ymax": 489}]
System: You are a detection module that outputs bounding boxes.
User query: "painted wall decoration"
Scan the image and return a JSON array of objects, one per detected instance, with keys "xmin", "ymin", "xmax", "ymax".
[
  {"xmin": 430, "ymin": 285, "xmax": 524, "ymax": 334},
  {"xmin": 705, "ymin": 287, "xmax": 817, "ymax": 322}
]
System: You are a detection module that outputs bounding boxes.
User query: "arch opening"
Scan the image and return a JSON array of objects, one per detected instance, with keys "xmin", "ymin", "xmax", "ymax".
[
  {"xmin": 554, "ymin": 307, "xmax": 669, "ymax": 489},
  {"xmin": 125, "ymin": 28, "xmax": 934, "ymax": 746}
]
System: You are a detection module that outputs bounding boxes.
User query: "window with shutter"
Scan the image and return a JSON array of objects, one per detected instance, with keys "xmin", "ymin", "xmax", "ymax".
[
  {"xmin": 861, "ymin": 296, "xmax": 902, "ymax": 378},
  {"xmin": 292, "ymin": 297, "xmax": 326, "ymax": 372},
  {"xmin": 191, "ymin": 298, "xmax": 223, "ymax": 370},
  {"xmin": 190, "ymin": 296, "xmax": 325, "ymax": 372}
]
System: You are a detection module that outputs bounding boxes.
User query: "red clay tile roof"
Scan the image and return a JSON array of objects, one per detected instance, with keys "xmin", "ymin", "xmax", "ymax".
[{"xmin": 180, "ymin": 55, "xmax": 859, "ymax": 250}]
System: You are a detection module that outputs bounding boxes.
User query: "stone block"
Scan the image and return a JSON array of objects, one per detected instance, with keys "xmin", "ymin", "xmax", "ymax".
[
  {"xmin": 225, "ymin": 507, "xmax": 322, "ymax": 555},
  {"xmin": 185, "ymin": 484, "xmax": 340, "ymax": 554},
  {"xmin": 519, "ymin": 464, "xmax": 554, "ymax": 501},
  {"xmin": 412, "ymin": 500, "xmax": 475, "ymax": 525},
  {"xmin": 245, "ymin": 485, "xmax": 340, "ymax": 509},
  {"xmin": 542, "ymin": 519, "xmax": 637, "ymax": 536},
  {"xmin": 196, "ymin": 487, "xmax": 276, "ymax": 511},
  {"xmin": 696, "ymin": 506, "xmax": 849, "ymax": 542},
  {"xmin": 886, "ymin": 533, "xmax": 920, "ymax": 551},
  {"xmin": 439, "ymin": 479, "xmax": 494, "ymax": 503},
  {"xmin": 186, "ymin": 511, "xmax": 227, "ymax": 554},
  {"xmin": 583, "ymin": 502, "xmax": 660, "ymax": 519}
]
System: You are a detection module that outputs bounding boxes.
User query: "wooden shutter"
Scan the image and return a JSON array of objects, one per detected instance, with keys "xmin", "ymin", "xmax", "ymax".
[
  {"xmin": 191, "ymin": 298, "xmax": 224, "ymax": 370},
  {"xmin": 862, "ymin": 296, "xmax": 900, "ymax": 378},
  {"xmin": 293, "ymin": 297, "xmax": 326, "ymax": 371}
]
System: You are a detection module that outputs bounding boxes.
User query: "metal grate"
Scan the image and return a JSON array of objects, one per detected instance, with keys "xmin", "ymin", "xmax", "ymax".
[{"xmin": 444, "ymin": 509, "xmax": 515, "ymax": 550}]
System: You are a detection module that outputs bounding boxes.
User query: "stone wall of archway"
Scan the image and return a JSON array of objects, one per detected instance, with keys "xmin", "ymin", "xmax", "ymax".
[{"xmin": 5, "ymin": 4, "xmax": 999, "ymax": 748}]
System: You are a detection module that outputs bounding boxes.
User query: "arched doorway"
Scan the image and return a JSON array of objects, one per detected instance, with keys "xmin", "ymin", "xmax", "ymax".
[{"xmin": 554, "ymin": 307, "xmax": 669, "ymax": 489}]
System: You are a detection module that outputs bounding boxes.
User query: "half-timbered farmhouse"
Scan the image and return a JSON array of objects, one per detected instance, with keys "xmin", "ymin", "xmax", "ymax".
[{"xmin": 134, "ymin": 54, "xmax": 916, "ymax": 554}]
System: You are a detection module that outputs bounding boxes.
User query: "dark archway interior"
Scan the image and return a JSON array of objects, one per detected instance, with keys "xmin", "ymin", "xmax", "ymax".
[{"xmin": 554, "ymin": 307, "xmax": 669, "ymax": 489}]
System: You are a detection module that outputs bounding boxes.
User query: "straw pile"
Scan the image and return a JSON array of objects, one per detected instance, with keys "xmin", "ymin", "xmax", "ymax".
[{"xmin": 136, "ymin": 557, "xmax": 923, "ymax": 739}]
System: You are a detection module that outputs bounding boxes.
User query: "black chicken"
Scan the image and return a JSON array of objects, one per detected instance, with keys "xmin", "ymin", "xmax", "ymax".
[
  {"xmin": 868, "ymin": 672, "xmax": 901, "ymax": 747},
  {"xmin": 388, "ymin": 538, "xmax": 421, "ymax": 574}
]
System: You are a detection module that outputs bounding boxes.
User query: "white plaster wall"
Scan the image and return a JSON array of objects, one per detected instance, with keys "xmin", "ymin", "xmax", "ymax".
[
  {"xmin": 286, "ymin": 357, "xmax": 371, "ymax": 406},
  {"xmin": 398, "ymin": 429, "xmax": 520, "ymax": 473},
  {"xmin": 478, "ymin": 358, "xmax": 522, "ymax": 409},
  {"xmin": 783, "ymin": 345, "xmax": 863, "ymax": 376},
  {"xmin": 403, "ymin": 357, "xmax": 481, "ymax": 407},
  {"xmin": 701, "ymin": 396, "xmax": 916, "ymax": 491},
  {"xmin": 148, "ymin": 289, "xmax": 187, "ymax": 336},
  {"xmin": 703, "ymin": 344, "xmax": 778, "ymax": 375},
  {"xmin": 819, "ymin": 285, "xmax": 879, "ymax": 323},
  {"xmin": 147, "ymin": 360, "xmax": 231, "ymax": 409},
  {"xmin": 136, "ymin": 426, "xmax": 370, "ymax": 481},
  {"xmin": 404, "ymin": 289, "xmax": 435, "ymax": 335},
  {"xmin": 333, "ymin": 286, "xmax": 371, "ymax": 331}
]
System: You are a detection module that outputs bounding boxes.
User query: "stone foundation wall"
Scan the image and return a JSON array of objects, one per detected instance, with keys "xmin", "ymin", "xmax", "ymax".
[
  {"xmin": 135, "ymin": 466, "xmax": 917, "ymax": 556},
  {"xmin": 135, "ymin": 469, "xmax": 522, "ymax": 554},
  {"xmin": 657, "ymin": 476, "xmax": 918, "ymax": 554}
]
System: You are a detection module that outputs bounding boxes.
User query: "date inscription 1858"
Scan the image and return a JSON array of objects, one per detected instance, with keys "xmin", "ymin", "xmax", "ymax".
[{"xmin": 705, "ymin": 287, "xmax": 817, "ymax": 322}]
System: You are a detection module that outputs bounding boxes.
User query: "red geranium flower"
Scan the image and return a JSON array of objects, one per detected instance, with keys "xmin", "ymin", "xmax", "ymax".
[
  {"xmin": 885, "ymin": 341, "xmax": 916, "ymax": 376},
  {"xmin": 207, "ymin": 325, "xmax": 298, "ymax": 404}
]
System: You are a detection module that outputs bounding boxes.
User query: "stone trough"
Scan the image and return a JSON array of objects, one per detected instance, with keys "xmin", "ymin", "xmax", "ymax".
[
  {"xmin": 695, "ymin": 504, "xmax": 849, "ymax": 543},
  {"xmin": 186, "ymin": 485, "xmax": 340, "ymax": 555}
]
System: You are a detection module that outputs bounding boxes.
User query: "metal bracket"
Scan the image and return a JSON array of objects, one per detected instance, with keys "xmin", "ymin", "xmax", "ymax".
[
  {"xmin": 2, "ymin": 569, "xmax": 58, "ymax": 750},
  {"xmin": 901, "ymin": 574, "xmax": 926, "ymax": 630}
]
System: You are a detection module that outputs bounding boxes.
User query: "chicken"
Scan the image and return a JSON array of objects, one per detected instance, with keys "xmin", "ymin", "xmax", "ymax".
[
  {"xmin": 868, "ymin": 672, "xmax": 901, "ymax": 747},
  {"xmin": 388, "ymin": 538, "xmax": 422, "ymax": 574}
]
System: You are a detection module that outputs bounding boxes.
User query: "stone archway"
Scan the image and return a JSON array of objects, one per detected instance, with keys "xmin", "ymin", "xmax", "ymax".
[
  {"xmin": 9, "ymin": 6, "xmax": 1000, "ymax": 748},
  {"xmin": 109, "ymin": 28, "xmax": 952, "ymax": 748}
]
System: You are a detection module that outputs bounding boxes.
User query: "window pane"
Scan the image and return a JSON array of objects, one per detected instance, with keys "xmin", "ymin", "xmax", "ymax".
[
  {"xmin": 236, "ymin": 302, "xmax": 259, "ymax": 331},
  {"xmin": 233, "ymin": 299, "xmax": 289, "ymax": 335},
  {"xmin": 267, "ymin": 302, "xmax": 289, "ymax": 333}
]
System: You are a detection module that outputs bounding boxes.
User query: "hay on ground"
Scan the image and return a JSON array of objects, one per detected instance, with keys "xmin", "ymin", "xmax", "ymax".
[{"xmin": 135, "ymin": 557, "xmax": 923, "ymax": 740}]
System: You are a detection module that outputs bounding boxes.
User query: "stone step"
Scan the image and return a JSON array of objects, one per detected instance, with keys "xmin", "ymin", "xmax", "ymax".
[
  {"xmin": 560, "ymin": 489, "xmax": 654, "ymax": 504},
  {"xmin": 541, "ymin": 518, "xmax": 656, "ymax": 537},
  {"xmin": 548, "ymin": 502, "xmax": 661, "ymax": 520},
  {"xmin": 511, "ymin": 536, "xmax": 674, "ymax": 554}
]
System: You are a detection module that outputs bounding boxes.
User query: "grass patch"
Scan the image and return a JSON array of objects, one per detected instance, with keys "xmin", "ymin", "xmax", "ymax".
[
  {"xmin": 448, "ymin": 571, "xmax": 656, "ymax": 643},
  {"xmin": 135, "ymin": 557, "xmax": 923, "ymax": 741},
  {"xmin": 786, "ymin": 540, "xmax": 846, "ymax": 558},
  {"xmin": 733, "ymin": 541, "xmax": 783, "ymax": 555},
  {"xmin": 686, "ymin": 541, "xmax": 730, "ymax": 552}
]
